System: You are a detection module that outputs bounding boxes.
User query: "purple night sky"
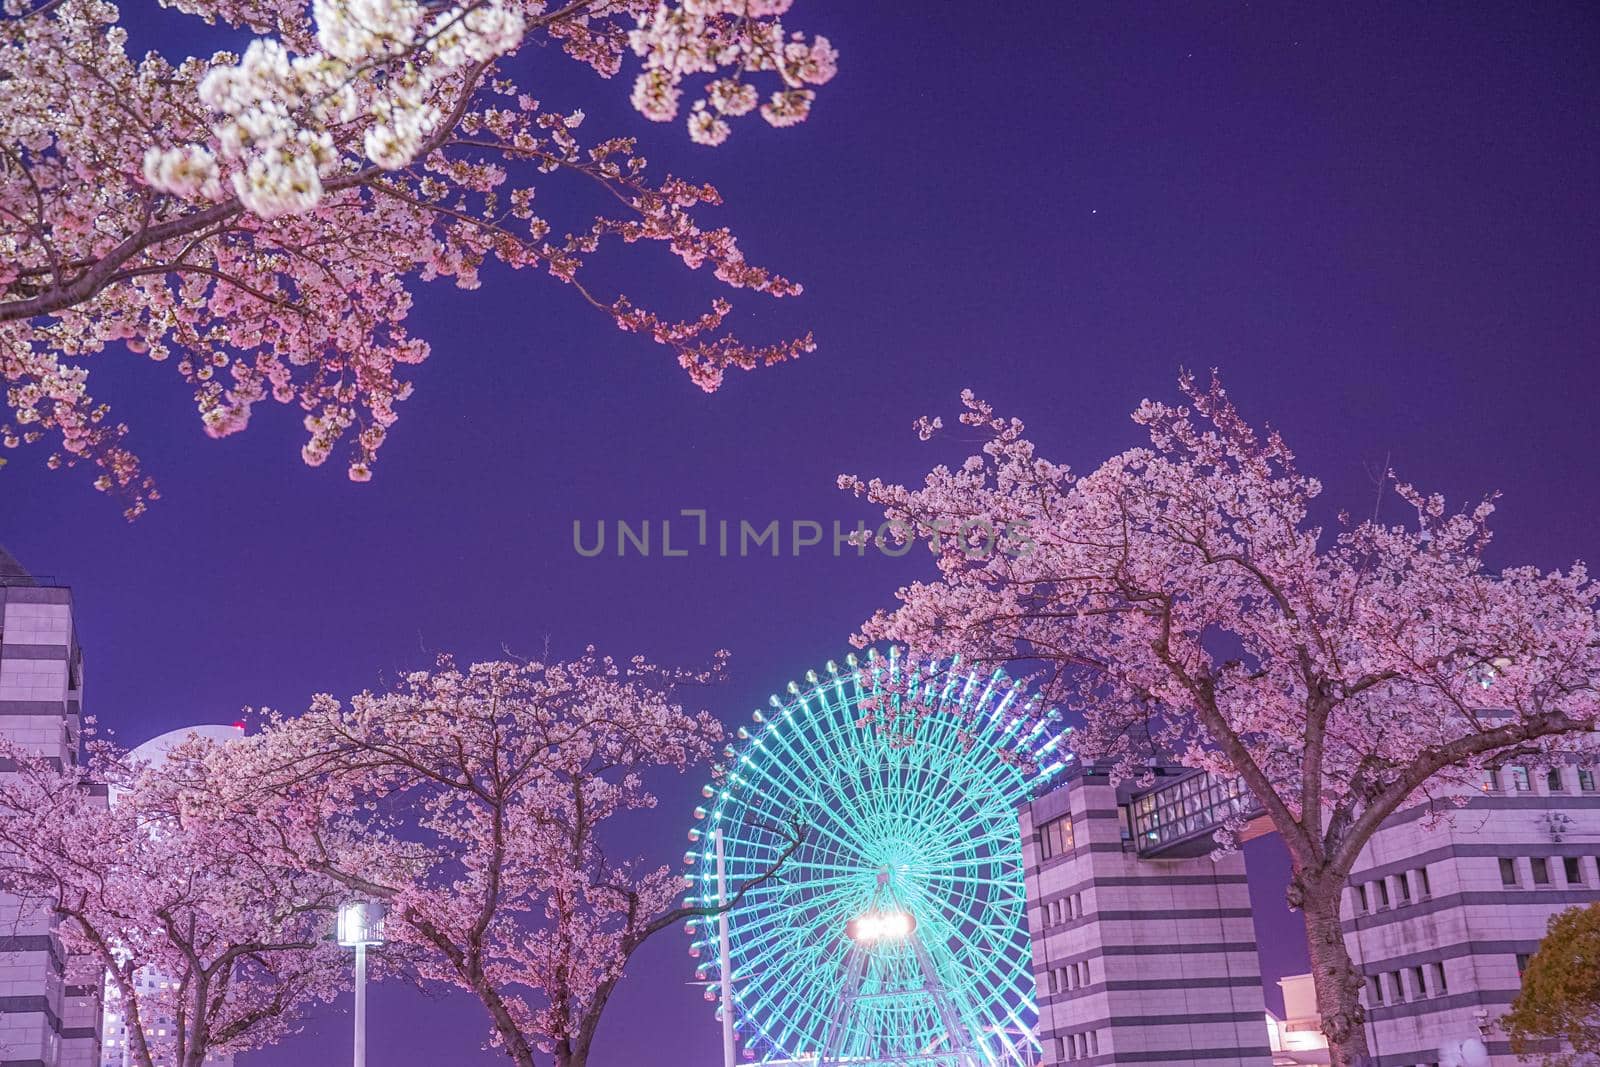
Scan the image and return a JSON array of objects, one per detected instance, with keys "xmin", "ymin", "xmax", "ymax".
[{"xmin": 4, "ymin": 2, "xmax": 1597, "ymax": 1064}]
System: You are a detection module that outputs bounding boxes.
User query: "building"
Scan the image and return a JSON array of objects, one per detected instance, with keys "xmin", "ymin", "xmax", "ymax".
[
  {"xmin": 0, "ymin": 548, "xmax": 102, "ymax": 1067},
  {"xmin": 1342, "ymin": 762, "xmax": 1600, "ymax": 1066},
  {"xmin": 1265, "ymin": 974, "xmax": 1330, "ymax": 1065},
  {"xmin": 1022, "ymin": 759, "xmax": 1600, "ymax": 1067},
  {"xmin": 1021, "ymin": 763, "xmax": 1274, "ymax": 1066},
  {"xmin": 98, "ymin": 725, "xmax": 243, "ymax": 1067}
]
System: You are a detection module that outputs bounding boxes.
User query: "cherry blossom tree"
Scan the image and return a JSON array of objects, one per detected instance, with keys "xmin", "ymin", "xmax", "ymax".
[
  {"xmin": 0, "ymin": 733, "xmax": 352, "ymax": 1067},
  {"xmin": 1, "ymin": 0, "xmax": 837, "ymax": 515},
  {"xmin": 231, "ymin": 651, "xmax": 802, "ymax": 1067},
  {"xmin": 840, "ymin": 373, "xmax": 1600, "ymax": 1066}
]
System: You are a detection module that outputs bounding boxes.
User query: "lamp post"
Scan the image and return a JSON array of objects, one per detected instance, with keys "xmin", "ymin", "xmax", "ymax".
[
  {"xmin": 714, "ymin": 828, "xmax": 735, "ymax": 1067},
  {"xmin": 337, "ymin": 901, "xmax": 386, "ymax": 1067}
]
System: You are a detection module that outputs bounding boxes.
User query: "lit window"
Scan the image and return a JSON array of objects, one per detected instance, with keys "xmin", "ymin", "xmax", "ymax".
[{"xmin": 1038, "ymin": 815, "xmax": 1075, "ymax": 860}]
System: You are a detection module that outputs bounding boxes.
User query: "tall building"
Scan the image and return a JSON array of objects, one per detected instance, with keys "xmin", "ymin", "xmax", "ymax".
[
  {"xmin": 98, "ymin": 725, "xmax": 243, "ymax": 1067},
  {"xmin": 1021, "ymin": 759, "xmax": 1600, "ymax": 1067},
  {"xmin": 1342, "ymin": 762, "xmax": 1600, "ymax": 1066},
  {"xmin": 1021, "ymin": 763, "xmax": 1274, "ymax": 1066},
  {"xmin": 0, "ymin": 548, "xmax": 102, "ymax": 1067}
]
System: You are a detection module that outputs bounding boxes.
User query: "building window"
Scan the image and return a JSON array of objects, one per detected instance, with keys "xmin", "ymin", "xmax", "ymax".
[
  {"xmin": 1396, "ymin": 873, "xmax": 1412, "ymax": 905},
  {"xmin": 1511, "ymin": 766, "xmax": 1531, "ymax": 791},
  {"xmin": 1547, "ymin": 767, "xmax": 1566, "ymax": 792},
  {"xmin": 1354, "ymin": 884, "xmax": 1369, "ymax": 913},
  {"xmin": 1079, "ymin": 960, "xmax": 1090, "ymax": 987},
  {"xmin": 1431, "ymin": 962, "xmax": 1448, "ymax": 995},
  {"xmin": 1374, "ymin": 879, "xmax": 1391, "ymax": 909},
  {"xmin": 1047, "ymin": 969, "xmax": 1058, "ymax": 994},
  {"xmin": 1581, "ymin": 767, "xmax": 1596, "ymax": 792},
  {"xmin": 1039, "ymin": 815, "xmax": 1075, "ymax": 860},
  {"xmin": 1500, "ymin": 857, "xmax": 1519, "ymax": 886},
  {"xmin": 1565, "ymin": 857, "xmax": 1584, "ymax": 885},
  {"xmin": 1390, "ymin": 972, "xmax": 1405, "ymax": 1002},
  {"xmin": 1417, "ymin": 866, "xmax": 1432, "ymax": 899},
  {"xmin": 1369, "ymin": 975, "xmax": 1385, "ymax": 1005},
  {"xmin": 1088, "ymin": 1031, "xmax": 1099, "ymax": 1055},
  {"xmin": 1481, "ymin": 768, "xmax": 1500, "ymax": 792},
  {"xmin": 1516, "ymin": 953, "xmax": 1532, "ymax": 979},
  {"xmin": 1532, "ymin": 857, "xmax": 1551, "ymax": 886}
]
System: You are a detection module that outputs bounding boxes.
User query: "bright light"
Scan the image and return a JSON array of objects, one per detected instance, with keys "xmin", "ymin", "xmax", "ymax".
[
  {"xmin": 847, "ymin": 911, "xmax": 915, "ymax": 942},
  {"xmin": 337, "ymin": 901, "xmax": 386, "ymax": 947}
]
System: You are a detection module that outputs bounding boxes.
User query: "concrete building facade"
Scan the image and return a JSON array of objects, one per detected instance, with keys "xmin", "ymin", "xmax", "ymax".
[
  {"xmin": 1342, "ymin": 762, "xmax": 1600, "ymax": 1066},
  {"xmin": 0, "ymin": 549, "xmax": 101, "ymax": 1067},
  {"xmin": 1021, "ymin": 763, "xmax": 1274, "ymax": 1066},
  {"xmin": 1022, "ymin": 759, "xmax": 1600, "ymax": 1067}
]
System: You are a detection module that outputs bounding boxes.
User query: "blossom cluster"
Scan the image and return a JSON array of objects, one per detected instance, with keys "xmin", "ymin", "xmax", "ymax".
[
  {"xmin": 144, "ymin": 0, "xmax": 526, "ymax": 217},
  {"xmin": 2, "ymin": 0, "xmax": 833, "ymax": 514},
  {"xmin": 629, "ymin": 0, "xmax": 837, "ymax": 145}
]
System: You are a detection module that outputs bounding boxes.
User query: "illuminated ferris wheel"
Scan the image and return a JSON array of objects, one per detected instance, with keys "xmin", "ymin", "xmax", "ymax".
[{"xmin": 683, "ymin": 648, "xmax": 1069, "ymax": 1066}]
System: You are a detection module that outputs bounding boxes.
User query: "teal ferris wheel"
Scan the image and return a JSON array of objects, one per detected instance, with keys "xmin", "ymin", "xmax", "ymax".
[{"xmin": 683, "ymin": 648, "xmax": 1069, "ymax": 1066}]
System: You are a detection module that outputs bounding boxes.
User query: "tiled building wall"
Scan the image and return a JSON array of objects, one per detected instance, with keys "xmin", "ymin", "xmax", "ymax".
[
  {"xmin": 0, "ymin": 584, "xmax": 100, "ymax": 1067},
  {"xmin": 1342, "ymin": 765, "xmax": 1600, "ymax": 1067},
  {"xmin": 1023, "ymin": 770, "xmax": 1273, "ymax": 1066}
]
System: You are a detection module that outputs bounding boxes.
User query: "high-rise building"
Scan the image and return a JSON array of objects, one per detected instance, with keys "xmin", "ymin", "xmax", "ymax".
[
  {"xmin": 0, "ymin": 548, "xmax": 102, "ymax": 1067},
  {"xmin": 1021, "ymin": 763, "xmax": 1274, "ymax": 1066},
  {"xmin": 1342, "ymin": 762, "xmax": 1600, "ymax": 1066},
  {"xmin": 1022, "ymin": 759, "xmax": 1600, "ymax": 1067}
]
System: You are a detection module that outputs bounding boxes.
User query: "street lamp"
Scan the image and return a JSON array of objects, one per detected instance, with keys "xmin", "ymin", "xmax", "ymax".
[{"xmin": 337, "ymin": 901, "xmax": 386, "ymax": 1067}]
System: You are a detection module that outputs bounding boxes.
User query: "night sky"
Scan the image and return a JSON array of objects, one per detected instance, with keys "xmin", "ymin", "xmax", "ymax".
[{"xmin": 4, "ymin": 2, "xmax": 1598, "ymax": 1064}]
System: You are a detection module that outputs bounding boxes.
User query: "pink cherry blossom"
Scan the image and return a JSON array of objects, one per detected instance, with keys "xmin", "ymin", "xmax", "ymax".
[
  {"xmin": 0, "ymin": 0, "xmax": 834, "ymax": 516},
  {"xmin": 0, "ymin": 733, "xmax": 352, "ymax": 1067},
  {"xmin": 223, "ymin": 650, "xmax": 801, "ymax": 1067},
  {"xmin": 841, "ymin": 371, "xmax": 1600, "ymax": 1067}
]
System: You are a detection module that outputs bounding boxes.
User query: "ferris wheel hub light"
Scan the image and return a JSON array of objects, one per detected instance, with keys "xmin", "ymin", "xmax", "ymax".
[{"xmin": 848, "ymin": 911, "xmax": 915, "ymax": 942}]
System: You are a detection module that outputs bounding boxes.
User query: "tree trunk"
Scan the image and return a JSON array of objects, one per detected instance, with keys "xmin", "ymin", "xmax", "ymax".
[{"xmin": 1301, "ymin": 886, "xmax": 1372, "ymax": 1067}]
